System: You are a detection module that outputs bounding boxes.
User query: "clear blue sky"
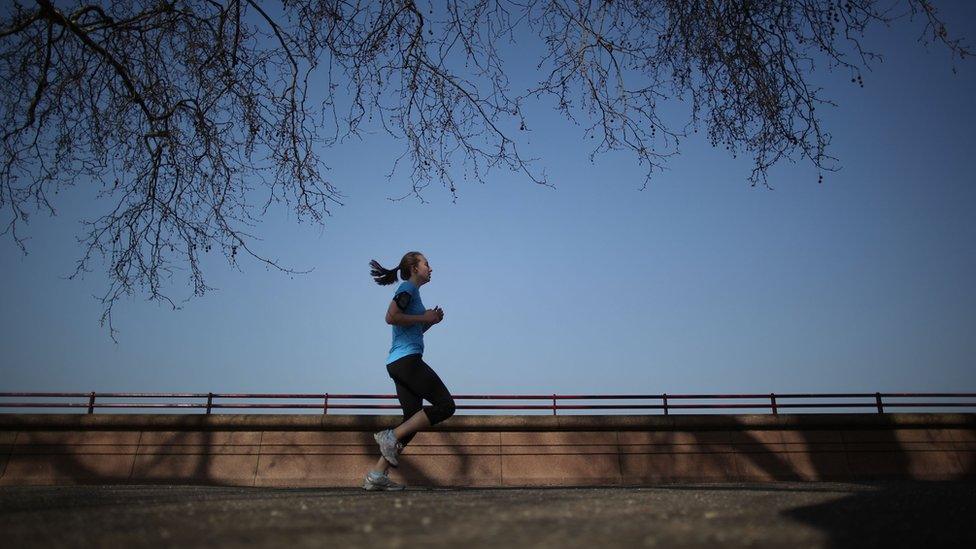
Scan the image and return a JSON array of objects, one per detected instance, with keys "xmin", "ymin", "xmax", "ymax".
[{"xmin": 2, "ymin": 4, "xmax": 974, "ymax": 403}]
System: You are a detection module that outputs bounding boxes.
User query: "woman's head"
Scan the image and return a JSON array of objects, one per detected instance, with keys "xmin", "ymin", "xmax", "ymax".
[{"xmin": 369, "ymin": 252, "xmax": 432, "ymax": 286}]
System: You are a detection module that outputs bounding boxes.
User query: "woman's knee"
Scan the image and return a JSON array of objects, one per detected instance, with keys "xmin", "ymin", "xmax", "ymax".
[
  {"xmin": 429, "ymin": 398, "xmax": 455, "ymax": 424},
  {"xmin": 442, "ymin": 397, "xmax": 456, "ymax": 419}
]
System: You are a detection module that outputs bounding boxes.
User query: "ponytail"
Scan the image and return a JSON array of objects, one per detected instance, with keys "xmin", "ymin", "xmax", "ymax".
[
  {"xmin": 370, "ymin": 251, "xmax": 423, "ymax": 286},
  {"xmin": 369, "ymin": 259, "xmax": 400, "ymax": 286}
]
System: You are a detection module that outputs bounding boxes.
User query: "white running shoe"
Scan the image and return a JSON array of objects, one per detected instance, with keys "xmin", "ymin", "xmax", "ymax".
[
  {"xmin": 363, "ymin": 470, "xmax": 405, "ymax": 491},
  {"xmin": 374, "ymin": 429, "xmax": 400, "ymax": 466}
]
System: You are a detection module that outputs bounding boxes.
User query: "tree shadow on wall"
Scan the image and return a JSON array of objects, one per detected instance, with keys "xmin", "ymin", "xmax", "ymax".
[
  {"xmin": 2, "ymin": 425, "xmax": 243, "ymax": 487},
  {"xmin": 391, "ymin": 416, "xmax": 482, "ymax": 488}
]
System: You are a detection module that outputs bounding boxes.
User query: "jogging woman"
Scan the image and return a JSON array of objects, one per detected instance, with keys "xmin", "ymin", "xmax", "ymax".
[{"xmin": 363, "ymin": 251, "xmax": 456, "ymax": 491}]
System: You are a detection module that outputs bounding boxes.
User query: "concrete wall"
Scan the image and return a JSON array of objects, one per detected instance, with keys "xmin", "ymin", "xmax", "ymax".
[{"xmin": 1, "ymin": 414, "xmax": 973, "ymax": 487}]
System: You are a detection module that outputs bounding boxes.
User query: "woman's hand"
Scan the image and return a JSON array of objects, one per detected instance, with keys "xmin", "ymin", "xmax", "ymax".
[{"xmin": 424, "ymin": 306, "xmax": 444, "ymax": 324}]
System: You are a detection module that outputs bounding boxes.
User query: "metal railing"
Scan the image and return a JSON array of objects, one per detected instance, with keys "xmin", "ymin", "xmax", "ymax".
[{"xmin": 0, "ymin": 392, "xmax": 974, "ymax": 415}]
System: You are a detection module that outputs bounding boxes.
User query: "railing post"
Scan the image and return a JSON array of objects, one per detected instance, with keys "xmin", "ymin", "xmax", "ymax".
[
  {"xmin": 323, "ymin": 393, "xmax": 329, "ymax": 415},
  {"xmin": 206, "ymin": 392, "xmax": 213, "ymax": 415},
  {"xmin": 552, "ymin": 394, "xmax": 557, "ymax": 416},
  {"xmin": 87, "ymin": 391, "xmax": 96, "ymax": 415},
  {"xmin": 662, "ymin": 393, "xmax": 669, "ymax": 416},
  {"xmin": 875, "ymin": 392, "xmax": 884, "ymax": 414},
  {"xmin": 770, "ymin": 393, "xmax": 778, "ymax": 415}
]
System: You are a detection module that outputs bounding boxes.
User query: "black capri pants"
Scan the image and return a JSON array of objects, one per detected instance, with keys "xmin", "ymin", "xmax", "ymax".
[{"xmin": 386, "ymin": 353, "xmax": 456, "ymax": 447}]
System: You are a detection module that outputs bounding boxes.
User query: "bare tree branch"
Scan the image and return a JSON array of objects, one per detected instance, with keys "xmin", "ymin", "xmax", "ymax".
[{"xmin": 0, "ymin": 0, "xmax": 968, "ymax": 338}]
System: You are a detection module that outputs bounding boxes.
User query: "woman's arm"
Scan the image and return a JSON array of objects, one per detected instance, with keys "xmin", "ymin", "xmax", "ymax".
[{"xmin": 385, "ymin": 300, "xmax": 439, "ymax": 326}]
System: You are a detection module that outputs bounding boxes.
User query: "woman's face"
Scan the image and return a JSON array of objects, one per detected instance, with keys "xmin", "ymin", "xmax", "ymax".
[{"xmin": 414, "ymin": 256, "xmax": 432, "ymax": 283}]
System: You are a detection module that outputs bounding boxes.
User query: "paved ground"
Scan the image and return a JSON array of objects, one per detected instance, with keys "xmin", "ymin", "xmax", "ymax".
[{"xmin": 1, "ymin": 482, "xmax": 973, "ymax": 548}]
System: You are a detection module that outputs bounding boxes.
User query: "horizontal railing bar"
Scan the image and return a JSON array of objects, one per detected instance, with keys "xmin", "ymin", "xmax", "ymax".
[
  {"xmin": 92, "ymin": 393, "xmax": 207, "ymax": 398},
  {"xmin": 0, "ymin": 402, "xmax": 215, "ymax": 407},
  {"xmin": 0, "ymin": 392, "xmax": 210, "ymax": 398},
  {"xmin": 454, "ymin": 394, "xmax": 875, "ymax": 400},
  {"xmin": 211, "ymin": 403, "xmax": 400, "ymax": 409},
  {"xmin": 0, "ymin": 393, "xmax": 92, "ymax": 398},
  {"xmin": 0, "ymin": 402, "xmax": 976, "ymax": 410},
  {"xmin": 82, "ymin": 403, "xmax": 205, "ymax": 408},
  {"xmin": 879, "ymin": 394, "xmax": 976, "ymax": 398},
  {"xmin": 455, "ymin": 404, "xmax": 657, "ymax": 410},
  {"xmin": 0, "ymin": 403, "xmax": 93, "ymax": 408},
  {"xmin": 2, "ymin": 392, "xmax": 975, "ymax": 417},
  {"xmin": 874, "ymin": 402, "xmax": 976, "ymax": 407},
  {"xmin": 774, "ymin": 403, "xmax": 884, "ymax": 408},
  {"xmin": 660, "ymin": 393, "xmax": 875, "ymax": 399},
  {"xmin": 3, "ymin": 392, "xmax": 976, "ymax": 400},
  {"xmin": 211, "ymin": 393, "xmax": 386, "ymax": 399}
]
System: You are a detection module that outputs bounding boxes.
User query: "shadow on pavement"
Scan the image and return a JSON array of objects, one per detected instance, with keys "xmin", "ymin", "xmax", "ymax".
[{"xmin": 782, "ymin": 481, "xmax": 976, "ymax": 547}]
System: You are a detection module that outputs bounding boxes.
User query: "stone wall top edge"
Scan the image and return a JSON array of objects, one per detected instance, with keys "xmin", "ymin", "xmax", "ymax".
[{"xmin": 0, "ymin": 413, "xmax": 973, "ymax": 431}]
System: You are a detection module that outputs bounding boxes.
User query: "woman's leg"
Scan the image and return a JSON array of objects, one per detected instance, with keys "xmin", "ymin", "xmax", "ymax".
[
  {"xmin": 390, "ymin": 358, "xmax": 455, "ymax": 445},
  {"xmin": 370, "ymin": 356, "xmax": 424, "ymax": 473},
  {"xmin": 389, "ymin": 372, "xmax": 425, "ymax": 447},
  {"xmin": 393, "ymin": 408, "xmax": 431, "ymax": 441},
  {"xmin": 374, "ymin": 406, "xmax": 428, "ymax": 474}
]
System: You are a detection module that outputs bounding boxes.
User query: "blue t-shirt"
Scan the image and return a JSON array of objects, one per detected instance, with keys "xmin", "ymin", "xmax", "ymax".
[{"xmin": 387, "ymin": 281, "xmax": 425, "ymax": 364}]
